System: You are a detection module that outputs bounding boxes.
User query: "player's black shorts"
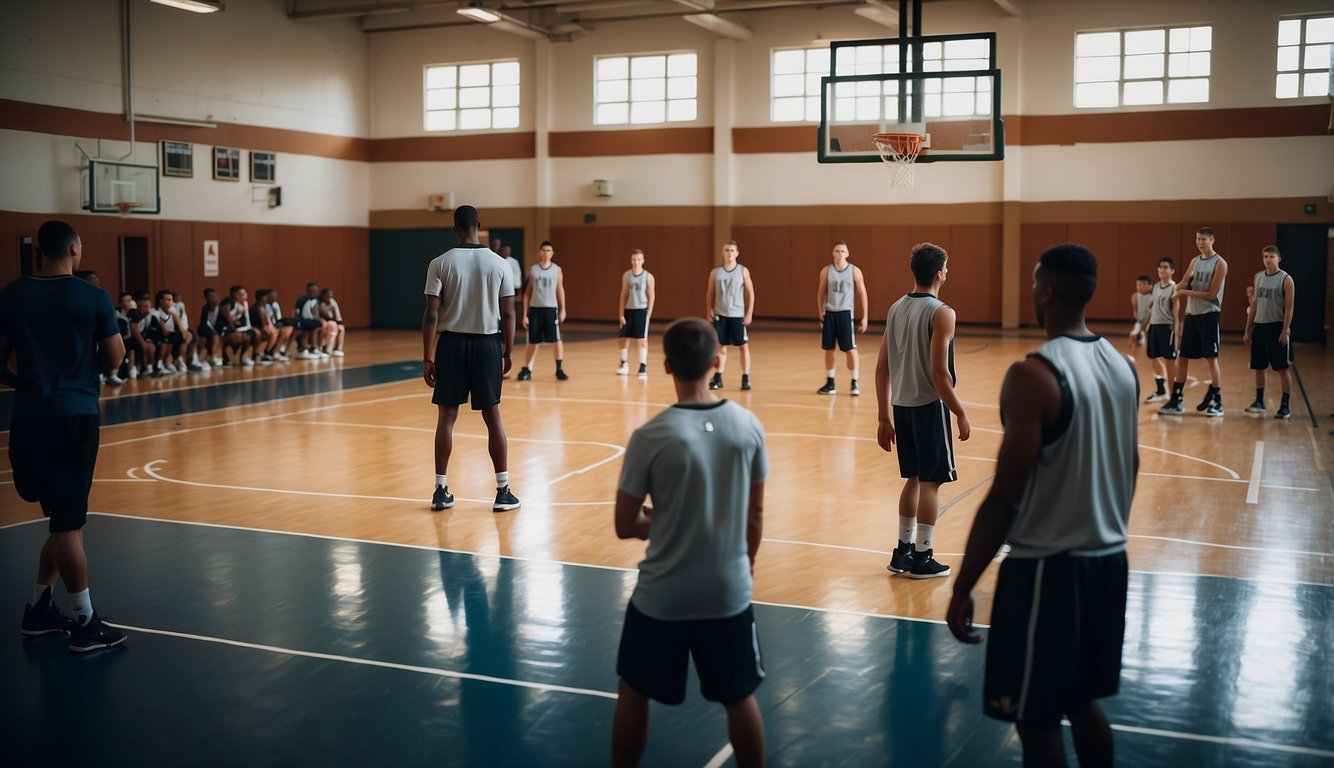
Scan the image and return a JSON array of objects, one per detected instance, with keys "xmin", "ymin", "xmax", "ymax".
[
  {"xmin": 527, "ymin": 307, "xmax": 561, "ymax": 344},
  {"xmin": 617, "ymin": 601, "xmax": 765, "ymax": 706},
  {"xmin": 8, "ymin": 414, "xmax": 100, "ymax": 533},
  {"xmin": 892, "ymin": 401, "xmax": 957, "ymax": 483},
  {"xmin": 984, "ymin": 550, "xmax": 1128, "ymax": 725},
  {"xmin": 197, "ymin": 322, "xmax": 216, "ymax": 339},
  {"xmin": 1249, "ymin": 322, "xmax": 1291, "ymax": 370},
  {"xmin": 277, "ymin": 318, "xmax": 299, "ymax": 328},
  {"xmin": 714, "ymin": 316, "xmax": 748, "ymax": 347},
  {"xmin": 620, "ymin": 308, "xmax": 649, "ymax": 339},
  {"xmin": 298, "ymin": 318, "xmax": 322, "ymax": 331},
  {"xmin": 142, "ymin": 328, "xmax": 165, "ymax": 344},
  {"xmin": 1180, "ymin": 313, "xmax": 1220, "ymax": 359},
  {"xmin": 1145, "ymin": 324, "xmax": 1177, "ymax": 360},
  {"xmin": 433, "ymin": 331, "xmax": 503, "ymax": 410},
  {"xmin": 821, "ymin": 310, "xmax": 856, "ymax": 352}
]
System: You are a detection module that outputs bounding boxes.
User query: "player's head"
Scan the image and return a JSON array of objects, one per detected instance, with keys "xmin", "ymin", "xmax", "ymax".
[
  {"xmin": 255, "ymin": 289, "xmax": 272, "ymax": 304},
  {"xmin": 119, "ymin": 292, "xmax": 135, "ymax": 311},
  {"xmin": 1261, "ymin": 245, "xmax": 1281, "ymax": 271},
  {"xmin": 1195, "ymin": 226, "xmax": 1215, "ymax": 253},
  {"xmin": 230, "ymin": 284, "xmax": 247, "ymax": 302},
  {"xmin": 500, "ymin": 245, "xmax": 511, "ymax": 257},
  {"xmin": 539, "ymin": 240, "xmax": 555, "ymax": 261},
  {"xmin": 453, "ymin": 205, "xmax": 480, "ymax": 234},
  {"xmin": 134, "ymin": 289, "xmax": 152, "ymax": 313},
  {"xmin": 1135, "ymin": 275, "xmax": 1151, "ymax": 292},
  {"xmin": 722, "ymin": 241, "xmax": 738, "ymax": 262},
  {"xmin": 155, "ymin": 289, "xmax": 174, "ymax": 309},
  {"xmin": 37, "ymin": 220, "xmax": 81, "ymax": 267},
  {"xmin": 1156, "ymin": 256, "xmax": 1175, "ymax": 279},
  {"xmin": 305, "ymin": 281, "xmax": 319, "ymax": 297},
  {"xmin": 74, "ymin": 270, "xmax": 98, "ymax": 285},
  {"xmin": 1033, "ymin": 243, "xmax": 1098, "ymax": 325},
  {"xmin": 909, "ymin": 243, "xmax": 948, "ymax": 287},
  {"xmin": 630, "ymin": 248, "xmax": 644, "ymax": 270},
  {"xmin": 204, "ymin": 288, "xmax": 218, "ymax": 304},
  {"xmin": 662, "ymin": 317, "xmax": 719, "ymax": 383},
  {"xmin": 320, "ymin": 288, "xmax": 333, "ymax": 301},
  {"xmin": 490, "ymin": 237, "xmax": 501, "ymax": 251},
  {"xmin": 832, "ymin": 241, "xmax": 849, "ymax": 261}
]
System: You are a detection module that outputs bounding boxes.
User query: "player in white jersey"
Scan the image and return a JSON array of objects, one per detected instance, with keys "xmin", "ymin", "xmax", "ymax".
[
  {"xmin": 948, "ymin": 243, "xmax": 1139, "ymax": 768},
  {"xmin": 1161, "ymin": 227, "xmax": 1228, "ymax": 416},
  {"xmin": 1141, "ymin": 257, "xmax": 1178, "ymax": 403},
  {"xmin": 516, "ymin": 240, "xmax": 568, "ymax": 381},
  {"xmin": 705, "ymin": 241, "xmax": 755, "ymax": 391},
  {"xmin": 617, "ymin": 249, "xmax": 656, "ymax": 378},
  {"xmin": 1243, "ymin": 246, "xmax": 1296, "ymax": 419},
  {"xmin": 1126, "ymin": 275, "xmax": 1151, "ymax": 353},
  {"xmin": 815, "ymin": 241, "xmax": 869, "ymax": 396},
  {"xmin": 170, "ymin": 291, "xmax": 206, "ymax": 371}
]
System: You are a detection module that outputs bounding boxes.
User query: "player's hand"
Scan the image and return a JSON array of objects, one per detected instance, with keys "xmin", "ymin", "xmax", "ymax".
[
  {"xmin": 619, "ymin": 315, "xmax": 626, "ymax": 327},
  {"xmin": 877, "ymin": 420, "xmax": 895, "ymax": 452},
  {"xmin": 501, "ymin": 352, "xmax": 512, "ymax": 375},
  {"xmin": 947, "ymin": 591, "xmax": 982, "ymax": 644},
  {"xmin": 422, "ymin": 360, "xmax": 436, "ymax": 388},
  {"xmin": 743, "ymin": 314, "xmax": 753, "ymax": 326},
  {"xmin": 522, "ymin": 315, "xmax": 529, "ymax": 329},
  {"xmin": 559, "ymin": 309, "xmax": 567, "ymax": 323},
  {"xmin": 957, "ymin": 413, "xmax": 971, "ymax": 442},
  {"xmin": 1242, "ymin": 332, "xmax": 1251, "ymax": 346},
  {"xmin": 1279, "ymin": 330, "xmax": 1289, "ymax": 347},
  {"xmin": 858, "ymin": 317, "xmax": 868, "ymax": 334}
]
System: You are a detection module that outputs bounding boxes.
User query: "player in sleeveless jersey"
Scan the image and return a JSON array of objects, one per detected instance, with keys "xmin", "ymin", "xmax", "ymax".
[
  {"xmin": 1243, "ymin": 246, "xmax": 1296, "ymax": 419},
  {"xmin": 815, "ymin": 241, "xmax": 869, "ymax": 396},
  {"xmin": 705, "ymin": 241, "xmax": 755, "ymax": 391},
  {"xmin": 617, "ymin": 249, "xmax": 656, "ymax": 378}
]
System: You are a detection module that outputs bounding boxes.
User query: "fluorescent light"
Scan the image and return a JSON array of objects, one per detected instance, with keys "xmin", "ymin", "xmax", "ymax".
[
  {"xmin": 150, "ymin": 0, "xmax": 224, "ymax": 13},
  {"xmin": 457, "ymin": 5, "xmax": 502, "ymax": 22}
]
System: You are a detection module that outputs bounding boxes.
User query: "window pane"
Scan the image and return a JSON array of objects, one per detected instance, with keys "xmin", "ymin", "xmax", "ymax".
[
  {"xmin": 459, "ymin": 64, "xmax": 489, "ymax": 87},
  {"xmin": 1123, "ymin": 80, "xmax": 1163, "ymax": 105},
  {"xmin": 1187, "ymin": 51, "xmax": 1210, "ymax": 76},
  {"xmin": 806, "ymin": 48, "xmax": 830, "ymax": 72},
  {"xmin": 1305, "ymin": 43, "xmax": 1331, "ymax": 69},
  {"xmin": 1076, "ymin": 55, "xmax": 1121, "ymax": 83},
  {"xmin": 944, "ymin": 38, "xmax": 991, "ymax": 60},
  {"xmin": 631, "ymin": 78, "xmax": 665, "ymax": 101},
  {"xmin": 804, "ymin": 96, "xmax": 822, "ymax": 122},
  {"xmin": 773, "ymin": 72, "xmax": 803, "ymax": 97},
  {"xmin": 425, "ymin": 110, "xmax": 455, "ymax": 131},
  {"xmin": 881, "ymin": 96, "xmax": 899, "ymax": 120},
  {"xmin": 666, "ymin": 99, "xmax": 696, "ymax": 121},
  {"xmin": 426, "ymin": 89, "xmax": 456, "ymax": 110},
  {"xmin": 773, "ymin": 96, "xmax": 804, "ymax": 122},
  {"xmin": 492, "ymin": 107, "xmax": 520, "ymax": 129},
  {"xmin": 667, "ymin": 53, "xmax": 697, "ymax": 77},
  {"xmin": 667, "ymin": 76, "xmax": 696, "ymax": 99},
  {"xmin": 943, "ymin": 92, "xmax": 975, "ymax": 116},
  {"xmin": 459, "ymin": 108, "xmax": 490, "ymax": 130},
  {"xmin": 1169, "ymin": 26, "xmax": 1189, "ymax": 52},
  {"xmin": 805, "ymin": 72, "xmax": 824, "ymax": 95},
  {"xmin": 1125, "ymin": 29, "xmax": 1164, "ymax": 55},
  {"xmin": 1278, "ymin": 19, "xmax": 1302, "ymax": 46},
  {"xmin": 1277, "ymin": 46, "xmax": 1301, "ymax": 71},
  {"xmin": 631, "ymin": 101, "xmax": 665, "ymax": 124},
  {"xmin": 773, "ymin": 49, "xmax": 805, "ymax": 74},
  {"xmin": 1167, "ymin": 78, "xmax": 1208, "ymax": 103},
  {"xmin": 597, "ymin": 80, "xmax": 628, "ymax": 103},
  {"xmin": 977, "ymin": 92, "xmax": 993, "ymax": 114},
  {"xmin": 597, "ymin": 102, "xmax": 628, "ymax": 124},
  {"xmin": 834, "ymin": 81, "xmax": 857, "ymax": 99},
  {"xmin": 598, "ymin": 57, "xmax": 628, "ymax": 80},
  {"xmin": 492, "ymin": 84, "xmax": 520, "ymax": 108},
  {"xmin": 924, "ymin": 93, "xmax": 942, "ymax": 117},
  {"xmin": 1303, "ymin": 70, "xmax": 1331, "ymax": 96},
  {"xmin": 425, "ymin": 66, "xmax": 456, "ymax": 89},
  {"xmin": 1308, "ymin": 16, "xmax": 1334, "ymax": 44},
  {"xmin": 1169, "ymin": 52, "xmax": 1188, "ymax": 77},
  {"xmin": 632, "ymin": 55, "xmax": 666, "ymax": 79},
  {"xmin": 459, "ymin": 86, "xmax": 489, "ymax": 108},
  {"xmin": 1275, "ymin": 72, "xmax": 1300, "ymax": 98},
  {"xmin": 943, "ymin": 76, "xmax": 974, "ymax": 92},
  {"xmin": 492, "ymin": 61, "xmax": 520, "ymax": 86},
  {"xmin": 1188, "ymin": 26, "xmax": 1211, "ymax": 51},
  {"xmin": 833, "ymin": 96, "xmax": 856, "ymax": 121},
  {"xmin": 1076, "ymin": 32, "xmax": 1120, "ymax": 57},
  {"xmin": 1075, "ymin": 81, "xmax": 1119, "ymax": 107},
  {"xmin": 1124, "ymin": 53, "xmax": 1164, "ymax": 79},
  {"xmin": 922, "ymin": 41, "xmax": 942, "ymax": 60},
  {"xmin": 856, "ymin": 95, "xmax": 880, "ymax": 120}
]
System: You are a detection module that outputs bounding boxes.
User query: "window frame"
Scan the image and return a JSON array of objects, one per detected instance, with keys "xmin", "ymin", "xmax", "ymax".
[
  {"xmin": 1073, "ymin": 24, "xmax": 1213, "ymax": 109},
  {"xmin": 593, "ymin": 50, "xmax": 699, "ymax": 127},
  {"xmin": 422, "ymin": 58, "xmax": 522, "ymax": 133},
  {"xmin": 1275, "ymin": 14, "xmax": 1334, "ymax": 99}
]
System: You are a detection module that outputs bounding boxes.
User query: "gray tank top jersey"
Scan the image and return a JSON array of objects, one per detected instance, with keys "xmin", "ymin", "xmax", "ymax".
[
  {"xmin": 1135, "ymin": 291, "xmax": 1152, "ymax": 325},
  {"xmin": 1185, "ymin": 253, "xmax": 1224, "ymax": 315},
  {"xmin": 1253, "ymin": 269, "xmax": 1288, "ymax": 324},
  {"xmin": 824, "ymin": 264, "xmax": 855, "ymax": 312},
  {"xmin": 1007, "ymin": 336, "xmax": 1137, "ymax": 558},
  {"xmin": 529, "ymin": 263, "xmax": 560, "ymax": 308},
  {"xmin": 1148, "ymin": 281, "xmax": 1176, "ymax": 326},
  {"xmin": 624, "ymin": 270, "xmax": 650, "ymax": 310},
  {"xmin": 713, "ymin": 265, "xmax": 746, "ymax": 317},
  {"xmin": 885, "ymin": 293, "xmax": 954, "ymax": 408}
]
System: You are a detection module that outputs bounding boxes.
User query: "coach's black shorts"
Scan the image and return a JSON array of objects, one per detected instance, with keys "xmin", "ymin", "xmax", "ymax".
[
  {"xmin": 984, "ymin": 550, "xmax": 1128, "ymax": 725},
  {"xmin": 821, "ymin": 310, "xmax": 856, "ymax": 352},
  {"xmin": 617, "ymin": 601, "xmax": 764, "ymax": 706},
  {"xmin": 620, "ymin": 308, "xmax": 649, "ymax": 339},
  {"xmin": 433, "ymin": 331, "xmax": 503, "ymax": 410},
  {"xmin": 527, "ymin": 307, "xmax": 561, "ymax": 344},
  {"xmin": 1180, "ymin": 313, "xmax": 1220, "ymax": 359},
  {"xmin": 8, "ymin": 414, "xmax": 100, "ymax": 533},
  {"xmin": 298, "ymin": 318, "xmax": 322, "ymax": 331},
  {"xmin": 1145, "ymin": 324, "xmax": 1177, "ymax": 360},
  {"xmin": 714, "ymin": 316, "xmax": 748, "ymax": 347},
  {"xmin": 1249, "ymin": 322, "xmax": 1291, "ymax": 371},
  {"xmin": 892, "ymin": 401, "xmax": 957, "ymax": 483}
]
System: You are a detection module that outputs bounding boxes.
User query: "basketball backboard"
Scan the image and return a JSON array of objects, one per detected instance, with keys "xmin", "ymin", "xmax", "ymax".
[
  {"xmin": 84, "ymin": 160, "xmax": 161, "ymax": 214},
  {"xmin": 817, "ymin": 33, "xmax": 1004, "ymax": 163}
]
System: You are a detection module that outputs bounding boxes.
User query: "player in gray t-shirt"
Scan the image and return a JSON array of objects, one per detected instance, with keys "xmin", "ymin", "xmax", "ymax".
[{"xmin": 612, "ymin": 317, "xmax": 768, "ymax": 768}]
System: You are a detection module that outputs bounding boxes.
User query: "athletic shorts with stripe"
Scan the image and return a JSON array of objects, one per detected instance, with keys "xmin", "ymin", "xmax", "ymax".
[
  {"xmin": 617, "ymin": 601, "xmax": 765, "ymax": 706},
  {"xmin": 527, "ymin": 307, "xmax": 560, "ymax": 344},
  {"xmin": 714, "ymin": 316, "xmax": 748, "ymax": 347},
  {"xmin": 619, "ymin": 308, "xmax": 649, "ymax": 339},
  {"xmin": 1249, "ymin": 322, "xmax": 1292, "ymax": 371},
  {"xmin": 1145, "ymin": 324, "xmax": 1177, "ymax": 360},
  {"xmin": 1180, "ymin": 313, "xmax": 1220, "ymax": 359},
  {"xmin": 892, "ymin": 401, "xmax": 957, "ymax": 483},
  {"xmin": 984, "ymin": 550, "xmax": 1128, "ymax": 725},
  {"xmin": 432, "ymin": 331, "xmax": 503, "ymax": 410},
  {"xmin": 821, "ymin": 310, "xmax": 856, "ymax": 352}
]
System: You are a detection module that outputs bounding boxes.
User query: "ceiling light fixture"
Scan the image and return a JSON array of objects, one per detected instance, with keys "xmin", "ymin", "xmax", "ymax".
[
  {"xmin": 457, "ymin": 4, "xmax": 502, "ymax": 23},
  {"xmin": 150, "ymin": 0, "xmax": 224, "ymax": 13}
]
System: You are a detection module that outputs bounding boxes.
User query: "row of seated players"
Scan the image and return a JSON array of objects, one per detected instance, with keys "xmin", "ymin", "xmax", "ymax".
[{"xmin": 108, "ymin": 282, "xmax": 345, "ymax": 382}]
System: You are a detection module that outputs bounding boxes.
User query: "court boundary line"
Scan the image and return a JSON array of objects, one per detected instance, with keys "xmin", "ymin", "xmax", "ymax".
[
  {"xmin": 1094, "ymin": 722, "xmax": 1334, "ymax": 760},
  {"xmin": 97, "ymin": 360, "xmax": 395, "ymax": 403},
  {"xmin": 1246, "ymin": 441, "xmax": 1264, "ymax": 504}
]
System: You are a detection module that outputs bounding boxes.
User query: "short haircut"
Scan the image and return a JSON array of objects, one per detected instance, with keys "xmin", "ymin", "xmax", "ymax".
[
  {"xmin": 1136, "ymin": 274, "xmax": 1151, "ymax": 283},
  {"xmin": 1262, "ymin": 245, "xmax": 1280, "ymax": 257},
  {"xmin": 118, "ymin": 291, "xmax": 133, "ymax": 301},
  {"xmin": 631, "ymin": 248, "xmax": 644, "ymax": 256},
  {"xmin": 37, "ymin": 220, "xmax": 79, "ymax": 261},
  {"xmin": 909, "ymin": 242, "xmax": 948, "ymax": 286},
  {"xmin": 454, "ymin": 205, "xmax": 480, "ymax": 229},
  {"xmin": 154, "ymin": 289, "xmax": 172, "ymax": 305},
  {"xmin": 1038, "ymin": 243, "xmax": 1098, "ymax": 307},
  {"xmin": 255, "ymin": 289, "xmax": 271, "ymax": 301},
  {"xmin": 833, "ymin": 240, "xmax": 847, "ymax": 247},
  {"xmin": 724, "ymin": 240, "xmax": 738, "ymax": 247},
  {"xmin": 74, "ymin": 270, "xmax": 96, "ymax": 282},
  {"xmin": 540, "ymin": 240, "xmax": 554, "ymax": 249},
  {"xmin": 133, "ymin": 289, "xmax": 150, "ymax": 301},
  {"xmin": 1197, "ymin": 226, "xmax": 1214, "ymax": 237},
  {"xmin": 229, "ymin": 284, "xmax": 245, "ymax": 295},
  {"xmin": 320, "ymin": 288, "xmax": 333, "ymax": 299},
  {"xmin": 663, "ymin": 317, "xmax": 718, "ymax": 382},
  {"xmin": 306, "ymin": 282, "xmax": 318, "ymax": 289},
  {"xmin": 1157, "ymin": 256, "xmax": 1176, "ymax": 269},
  {"xmin": 204, "ymin": 288, "xmax": 217, "ymax": 297}
]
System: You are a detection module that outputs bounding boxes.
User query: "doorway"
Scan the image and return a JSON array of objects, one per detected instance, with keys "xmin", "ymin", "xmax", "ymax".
[
  {"xmin": 120, "ymin": 236, "xmax": 149, "ymax": 295},
  {"xmin": 1275, "ymin": 224, "xmax": 1328, "ymax": 344}
]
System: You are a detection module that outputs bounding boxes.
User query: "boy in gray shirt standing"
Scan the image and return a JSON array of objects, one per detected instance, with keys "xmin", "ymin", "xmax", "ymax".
[{"xmin": 611, "ymin": 317, "xmax": 768, "ymax": 768}]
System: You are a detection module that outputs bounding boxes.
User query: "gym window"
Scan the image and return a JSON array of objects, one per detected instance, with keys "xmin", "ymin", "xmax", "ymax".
[
  {"xmin": 820, "ymin": 38, "xmax": 994, "ymax": 123},
  {"xmin": 423, "ymin": 60, "xmax": 520, "ymax": 132},
  {"xmin": 772, "ymin": 47, "xmax": 831, "ymax": 123},
  {"xmin": 1276, "ymin": 15, "xmax": 1333, "ymax": 98},
  {"xmin": 594, "ymin": 52, "xmax": 697, "ymax": 126},
  {"xmin": 1074, "ymin": 26, "xmax": 1212, "ymax": 108}
]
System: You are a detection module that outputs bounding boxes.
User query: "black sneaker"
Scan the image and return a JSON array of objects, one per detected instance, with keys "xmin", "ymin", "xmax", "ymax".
[
  {"xmin": 850, "ymin": 380, "xmax": 860, "ymax": 397},
  {"xmin": 886, "ymin": 541, "xmax": 915, "ymax": 574},
  {"xmin": 1245, "ymin": 399, "xmax": 1266, "ymax": 413},
  {"xmin": 516, "ymin": 368, "xmax": 532, "ymax": 381},
  {"xmin": 1275, "ymin": 404, "xmax": 1291, "ymax": 420},
  {"xmin": 493, "ymin": 486, "xmax": 521, "ymax": 512},
  {"xmin": 1196, "ymin": 391, "xmax": 1217, "ymax": 412},
  {"xmin": 1159, "ymin": 400, "xmax": 1184, "ymax": 415},
  {"xmin": 555, "ymin": 368, "xmax": 569, "ymax": 381},
  {"xmin": 907, "ymin": 549, "xmax": 951, "ymax": 580},
  {"xmin": 68, "ymin": 613, "xmax": 127, "ymax": 653},
  {"xmin": 1205, "ymin": 399, "xmax": 1224, "ymax": 417},
  {"xmin": 637, "ymin": 363, "xmax": 647, "ymax": 378},
  {"xmin": 431, "ymin": 485, "xmax": 455, "ymax": 511},
  {"xmin": 20, "ymin": 595, "xmax": 77, "ymax": 637},
  {"xmin": 740, "ymin": 374, "xmax": 751, "ymax": 391},
  {"xmin": 817, "ymin": 378, "xmax": 836, "ymax": 395},
  {"xmin": 708, "ymin": 373, "xmax": 723, "ymax": 390}
]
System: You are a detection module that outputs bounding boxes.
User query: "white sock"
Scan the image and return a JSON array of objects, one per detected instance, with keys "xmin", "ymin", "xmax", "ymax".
[
  {"xmin": 619, "ymin": 349, "xmax": 628, "ymax": 363},
  {"xmin": 70, "ymin": 588, "xmax": 93, "ymax": 625},
  {"xmin": 435, "ymin": 474, "xmax": 447, "ymax": 489},
  {"xmin": 915, "ymin": 524, "xmax": 935, "ymax": 553},
  {"xmin": 496, "ymin": 470, "xmax": 509, "ymax": 488},
  {"xmin": 852, "ymin": 366, "xmax": 860, "ymax": 381},
  {"xmin": 898, "ymin": 516, "xmax": 915, "ymax": 544},
  {"xmin": 826, "ymin": 368, "xmax": 835, "ymax": 378},
  {"xmin": 639, "ymin": 347, "xmax": 647, "ymax": 365},
  {"xmin": 30, "ymin": 584, "xmax": 51, "ymax": 607}
]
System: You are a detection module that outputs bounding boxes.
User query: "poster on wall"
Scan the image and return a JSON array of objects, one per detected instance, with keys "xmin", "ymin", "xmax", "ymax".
[{"xmin": 203, "ymin": 240, "xmax": 219, "ymax": 277}]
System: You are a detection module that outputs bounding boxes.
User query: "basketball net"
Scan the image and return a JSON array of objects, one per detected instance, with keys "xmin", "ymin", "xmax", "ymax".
[
  {"xmin": 871, "ymin": 132, "xmax": 924, "ymax": 188},
  {"xmin": 115, "ymin": 201, "xmax": 141, "ymax": 219}
]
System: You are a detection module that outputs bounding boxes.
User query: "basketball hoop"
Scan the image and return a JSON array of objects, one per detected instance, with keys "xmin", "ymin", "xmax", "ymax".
[
  {"xmin": 114, "ymin": 201, "xmax": 141, "ymax": 219},
  {"xmin": 871, "ymin": 132, "xmax": 925, "ymax": 188}
]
